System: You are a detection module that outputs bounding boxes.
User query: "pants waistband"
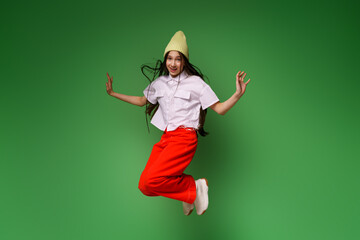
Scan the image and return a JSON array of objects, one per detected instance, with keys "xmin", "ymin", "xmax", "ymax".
[{"xmin": 164, "ymin": 125, "xmax": 197, "ymax": 134}]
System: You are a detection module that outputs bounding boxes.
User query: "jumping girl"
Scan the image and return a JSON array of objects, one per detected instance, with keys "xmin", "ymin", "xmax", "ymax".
[{"xmin": 105, "ymin": 31, "xmax": 250, "ymax": 215}]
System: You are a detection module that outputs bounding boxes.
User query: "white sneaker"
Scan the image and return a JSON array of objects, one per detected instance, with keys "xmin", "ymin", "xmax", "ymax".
[
  {"xmin": 182, "ymin": 201, "xmax": 194, "ymax": 216},
  {"xmin": 194, "ymin": 178, "xmax": 209, "ymax": 215}
]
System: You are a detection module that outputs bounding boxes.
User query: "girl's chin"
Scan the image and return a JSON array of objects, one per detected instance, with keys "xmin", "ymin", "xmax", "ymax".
[
  {"xmin": 170, "ymin": 73, "xmax": 180, "ymax": 77},
  {"xmin": 169, "ymin": 69, "xmax": 182, "ymax": 77}
]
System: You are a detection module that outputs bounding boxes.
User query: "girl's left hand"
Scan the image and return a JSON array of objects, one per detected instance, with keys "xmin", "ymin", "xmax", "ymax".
[{"xmin": 236, "ymin": 70, "xmax": 251, "ymax": 97}]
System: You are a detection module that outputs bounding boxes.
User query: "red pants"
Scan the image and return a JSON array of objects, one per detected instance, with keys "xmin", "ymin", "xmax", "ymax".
[{"xmin": 138, "ymin": 126, "xmax": 198, "ymax": 204}]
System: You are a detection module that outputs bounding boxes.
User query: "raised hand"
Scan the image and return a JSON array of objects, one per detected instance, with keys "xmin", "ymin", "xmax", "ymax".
[
  {"xmin": 106, "ymin": 72, "xmax": 114, "ymax": 96},
  {"xmin": 236, "ymin": 70, "xmax": 251, "ymax": 97}
]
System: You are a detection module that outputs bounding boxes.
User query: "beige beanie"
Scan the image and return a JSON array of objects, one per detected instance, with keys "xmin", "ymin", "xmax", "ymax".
[{"xmin": 164, "ymin": 30, "xmax": 189, "ymax": 60}]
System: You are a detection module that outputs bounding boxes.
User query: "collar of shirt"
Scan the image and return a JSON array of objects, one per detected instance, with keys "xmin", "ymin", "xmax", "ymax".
[{"xmin": 167, "ymin": 70, "xmax": 189, "ymax": 85}]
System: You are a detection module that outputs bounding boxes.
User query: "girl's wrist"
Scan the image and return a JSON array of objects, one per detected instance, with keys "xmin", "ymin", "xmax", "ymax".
[{"xmin": 234, "ymin": 91, "xmax": 242, "ymax": 98}]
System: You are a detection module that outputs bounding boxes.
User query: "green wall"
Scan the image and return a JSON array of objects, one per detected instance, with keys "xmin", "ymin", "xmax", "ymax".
[{"xmin": 1, "ymin": 0, "xmax": 359, "ymax": 239}]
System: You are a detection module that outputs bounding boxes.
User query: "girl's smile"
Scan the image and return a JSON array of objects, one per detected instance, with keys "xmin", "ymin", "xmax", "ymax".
[{"xmin": 166, "ymin": 51, "xmax": 184, "ymax": 77}]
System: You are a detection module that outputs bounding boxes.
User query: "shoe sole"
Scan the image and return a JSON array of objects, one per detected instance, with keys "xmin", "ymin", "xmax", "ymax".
[
  {"xmin": 199, "ymin": 178, "xmax": 208, "ymax": 215},
  {"xmin": 185, "ymin": 209, "xmax": 193, "ymax": 216}
]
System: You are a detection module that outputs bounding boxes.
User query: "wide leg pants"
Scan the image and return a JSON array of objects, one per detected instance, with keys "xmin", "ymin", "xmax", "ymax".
[{"xmin": 138, "ymin": 126, "xmax": 198, "ymax": 204}]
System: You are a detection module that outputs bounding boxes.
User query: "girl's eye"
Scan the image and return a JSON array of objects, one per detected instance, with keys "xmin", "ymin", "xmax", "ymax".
[{"xmin": 167, "ymin": 57, "xmax": 181, "ymax": 61}]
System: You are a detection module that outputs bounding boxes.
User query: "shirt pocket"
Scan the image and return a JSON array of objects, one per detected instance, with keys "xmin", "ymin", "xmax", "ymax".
[
  {"xmin": 155, "ymin": 90, "xmax": 165, "ymax": 105},
  {"xmin": 174, "ymin": 90, "xmax": 191, "ymax": 108}
]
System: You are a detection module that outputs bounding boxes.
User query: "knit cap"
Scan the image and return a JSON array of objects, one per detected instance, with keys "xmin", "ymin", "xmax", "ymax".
[{"xmin": 164, "ymin": 31, "xmax": 189, "ymax": 60}]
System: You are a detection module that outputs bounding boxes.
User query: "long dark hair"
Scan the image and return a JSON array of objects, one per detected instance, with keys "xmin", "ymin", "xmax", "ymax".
[{"xmin": 141, "ymin": 51, "xmax": 210, "ymax": 137}]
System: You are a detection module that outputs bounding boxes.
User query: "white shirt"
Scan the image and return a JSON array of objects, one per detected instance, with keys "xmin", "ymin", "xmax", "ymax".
[{"xmin": 143, "ymin": 70, "xmax": 219, "ymax": 131}]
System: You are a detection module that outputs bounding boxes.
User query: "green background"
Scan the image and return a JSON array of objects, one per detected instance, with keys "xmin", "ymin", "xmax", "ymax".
[{"xmin": 1, "ymin": 0, "xmax": 359, "ymax": 239}]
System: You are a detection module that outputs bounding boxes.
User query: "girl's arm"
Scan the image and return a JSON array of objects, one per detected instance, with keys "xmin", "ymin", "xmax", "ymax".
[
  {"xmin": 110, "ymin": 92, "xmax": 147, "ymax": 107},
  {"xmin": 210, "ymin": 70, "xmax": 250, "ymax": 115},
  {"xmin": 106, "ymin": 72, "xmax": 147, "ymax": 107}
]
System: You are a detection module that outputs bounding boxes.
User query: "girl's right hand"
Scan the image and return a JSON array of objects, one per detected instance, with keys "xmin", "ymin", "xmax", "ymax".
[{"xmin": 106, "ymin": 72, "xmax": 114, "ymax": 96}]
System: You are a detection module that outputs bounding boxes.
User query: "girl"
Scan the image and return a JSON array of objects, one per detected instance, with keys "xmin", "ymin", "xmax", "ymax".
[{"xmin": 105, "ymin": 31, "xmax": 250, "ymax": 216}]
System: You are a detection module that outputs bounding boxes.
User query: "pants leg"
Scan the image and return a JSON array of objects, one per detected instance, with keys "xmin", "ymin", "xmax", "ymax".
[{"xmin": 138, "ymin": 128, "xmax": 198, "ymax": 204}]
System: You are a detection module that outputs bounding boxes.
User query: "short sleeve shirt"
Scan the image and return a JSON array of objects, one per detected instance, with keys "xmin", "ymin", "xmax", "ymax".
[{"xmin": 143, "ymin": 70, "xmax": 219, "ymax": 131}]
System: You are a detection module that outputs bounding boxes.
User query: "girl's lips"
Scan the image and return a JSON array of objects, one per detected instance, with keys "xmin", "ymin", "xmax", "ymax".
[{"xmin": 170, "ymin": 68, "xmax": 177, "ymax": 72}]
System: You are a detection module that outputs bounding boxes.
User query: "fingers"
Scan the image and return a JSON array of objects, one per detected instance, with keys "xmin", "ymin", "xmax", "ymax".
[
  {"xmin": 106, "ymin": 73, "xmax": 113, "ymax": 85},
  {"xmin": 242, "ymin": 73, "xmax": 247, "ymax": 81},
  {"xmin": 237, "ymin": 71, "xmax": 242, "ymax": 79},
  {"xmin": 237, "ymin": 71, "xmax": 246, "ymax": 81},
  {"xmin": 237, "ymin": 70, "xmax": 251, "ymax": 83},
  {"xmin": 237, "ymin": 71, "xmax": 241, "ymax": 78},
  {"xmin": 106, "ymin": 73, "xmax": 113, "ymax": 93},
  {"xmin": 236, "ymin": 70, "xmax": 251, "ymax": 95},
  {"xmin": 237, "ymin": 72, "xmax": 246, "ymax": 84},
  {"xmin": 106, "ymin": 72, "xmax": 113, "ymax": 83}
]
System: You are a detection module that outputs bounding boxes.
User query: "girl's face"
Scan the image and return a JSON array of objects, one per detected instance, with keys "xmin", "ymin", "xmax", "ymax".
[{"xmin": 166, "ymin": 51, "xmax": 184, "ymax": 77}]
